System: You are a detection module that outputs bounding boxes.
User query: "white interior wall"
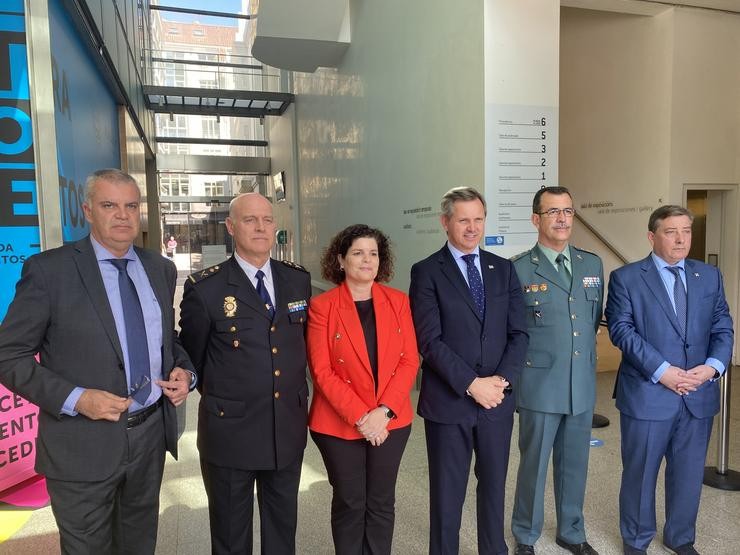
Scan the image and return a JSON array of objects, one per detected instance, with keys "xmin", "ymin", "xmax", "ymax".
[{"xmin": 293, "ymin": 0, "xmax": 484, "ymax": 291}]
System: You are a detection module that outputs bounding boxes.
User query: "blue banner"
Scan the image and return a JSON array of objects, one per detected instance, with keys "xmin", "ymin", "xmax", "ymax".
[{"xmin": 0, "ymin": 4, "xmax": 40, "ymax": 322}]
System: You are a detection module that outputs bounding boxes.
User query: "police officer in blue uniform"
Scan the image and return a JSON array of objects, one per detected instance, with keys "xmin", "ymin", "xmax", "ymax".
[
  {"xmin": 179, "ymin": 193, "xmax": 311, "ymax": 555},
  {"xmin": 511, "ymin": 186, "xmax": 604, "ymax": 555}
]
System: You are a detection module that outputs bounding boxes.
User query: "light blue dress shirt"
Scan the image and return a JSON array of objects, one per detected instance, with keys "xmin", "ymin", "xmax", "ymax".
[
  {"xmin": 650, "ymin": 252, "xmax": 724, "ymax": 383},
  {"xmin": 62, "ymin": 237, "xmax": 163, "ymax": 415},
  {"xmin": 447, "ymin": 242, "xmax": 483, "ymax": 293}
]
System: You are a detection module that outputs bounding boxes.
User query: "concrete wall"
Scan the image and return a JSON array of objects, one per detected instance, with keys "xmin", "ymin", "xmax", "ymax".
[{"xmin": 292, "ymin": 0, "xmax": 484, "ymax": 291}]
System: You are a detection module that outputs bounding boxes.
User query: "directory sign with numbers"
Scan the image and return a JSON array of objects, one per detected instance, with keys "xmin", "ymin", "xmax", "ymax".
[{"xmin": 485, "ymin": 103, "xmax": 558, "ymax": 252}]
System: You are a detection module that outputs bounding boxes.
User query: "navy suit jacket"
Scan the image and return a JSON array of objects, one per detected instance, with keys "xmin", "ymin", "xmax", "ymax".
[
  {"xmin": 409, "ymin": 245, "xmax": 528, "ymax": 424},
  {"xmin": 606, "ymin": 255, "xmax": 733, "ymax": 420}
]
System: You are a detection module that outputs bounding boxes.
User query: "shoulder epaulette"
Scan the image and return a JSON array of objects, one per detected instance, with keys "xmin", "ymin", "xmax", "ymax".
[
  {"xmin": 188, "ymin": 263, "xmax": 222, "ymax": 284},
  {"xmin": 510, "ymin": 250, "xmax": 529, "ymax": 262},
  {"xmin": 571, "ymin": 245, "xmax": 600, "ymax": 258},
  {"xmin": 280, "ymin": 259, "xmax": 309, "ymax": 273}
]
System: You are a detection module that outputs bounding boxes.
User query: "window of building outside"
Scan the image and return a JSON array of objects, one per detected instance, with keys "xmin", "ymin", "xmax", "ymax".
[
  {"xmin": 160, "ymin": 174, "xmax": 190, "ymax": 212},
  {"xmin": 204, "ymin": 181, "xmax": 226, "ymax": 196},
  {"xmin": 201, "ymin": 116, "xmax": 220, "ymax": 139}
]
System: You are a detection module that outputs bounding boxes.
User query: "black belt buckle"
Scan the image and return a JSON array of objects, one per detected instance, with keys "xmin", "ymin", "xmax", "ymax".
[{"xmin": 126, "ymin": 398, "xmax": 162, "ymax": 429}]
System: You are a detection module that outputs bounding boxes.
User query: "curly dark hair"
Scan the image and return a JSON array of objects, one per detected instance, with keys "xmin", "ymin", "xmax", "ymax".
[{"xmin": 321, "ymin": 224, "xmax": 394, "ymax": 284}]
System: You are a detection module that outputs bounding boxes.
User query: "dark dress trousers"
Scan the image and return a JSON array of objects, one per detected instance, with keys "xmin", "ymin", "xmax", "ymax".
[
  {"xmin": 179, "ymin": 256, "xmax": 312, "ymax": 555},
  {"xmin": 606, "ymin": 255, "xmax": 733, "ymax": 551},
  {"xmin": 0, "ymin": 236, "xmax": 191, "ymax": 554},
  {"xmin": 409, "ymin": 245, "xmax": 528, "ymax": 555}
]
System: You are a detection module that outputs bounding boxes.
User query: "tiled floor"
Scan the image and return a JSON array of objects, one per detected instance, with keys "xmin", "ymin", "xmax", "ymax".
[{"xmin": 1, "ymin": 368, "xmax": 739, "ymax": 554}]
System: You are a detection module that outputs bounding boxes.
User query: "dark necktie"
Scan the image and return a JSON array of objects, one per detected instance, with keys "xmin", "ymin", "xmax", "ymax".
[
  {"xmin": 255, "ymin": 270, "xmax": 275, "ymax": 318},
  {"xmin": 555, "ymin": 253, "xmax": 572, "ymax": 289},
  {"xmin": 667, "ymin": 266, "xmax": 687, "ymax": 337},
  {"xmin": 462, "ymin": 254, "xmax": 485, "ymax": 319},
  {"xmin": 109, "ymin": 259, "xmax": 151, "ymax": 405}
]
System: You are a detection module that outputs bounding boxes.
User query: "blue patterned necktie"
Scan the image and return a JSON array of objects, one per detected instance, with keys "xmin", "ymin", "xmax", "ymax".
[
  {"xmin": 109, "ymin": 259, "xmax": 151, "ymax": 405},
  {"xmin": 667, "ymin": 266, "xmax": 687, "ymax": 337},
  {"xmin": 462, "ymin": 254, "xmax": 485, "ymax": 319},
  {"xmin": 255, "ymin": 270, "xmax": 275, "ymax": 318},
  {"xmin": 555, "ymin": 253, "xmax": 572, "ymax": 289}
]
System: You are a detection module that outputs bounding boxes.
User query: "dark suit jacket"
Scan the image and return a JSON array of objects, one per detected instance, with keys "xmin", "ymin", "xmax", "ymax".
[
  {"xmin": 0, "ymin": 236, "xmax": 191, "ymax": 481},
  {"xmin": 179, "ymin": 257, "xmax": 312, "ymax": 471},
  {"xmin": 606, "ymin": 255, "xmax": 734, "ymax": 420},
  {"xmin": 307, "ymin": 281, "xmax": 419, "ymax": 439},
  {"xmin": 409, "ymin": 245, "xmax": 529, "ymax": 424}
]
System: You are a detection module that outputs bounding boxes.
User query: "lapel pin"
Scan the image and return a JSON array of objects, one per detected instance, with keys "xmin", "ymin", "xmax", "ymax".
[
  {"xmin": 576, "ymin": 254, "xmax": 583, "ymax": 259},
  {"xmin": 694, "ymin": 273, "xmax": 699, "ymax": 277},
  {"xmin": 488, "ymin": 265, "xmax": 494, "ymax": 269}
]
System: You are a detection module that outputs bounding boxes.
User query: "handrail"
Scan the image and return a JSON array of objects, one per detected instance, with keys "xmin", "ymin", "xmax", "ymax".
[{"xmin": 575, "ymin": 211, "xmax": 629, "ymax": 265}]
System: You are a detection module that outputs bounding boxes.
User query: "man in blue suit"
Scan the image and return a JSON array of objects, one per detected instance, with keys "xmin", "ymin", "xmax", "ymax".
[
  {"xmin": 410, "ymin": 186, "xmax": 528, "ymax": 555},
  {"xmin": 606, "ymin": 205, "xmax": 733, "ymax": 555}
]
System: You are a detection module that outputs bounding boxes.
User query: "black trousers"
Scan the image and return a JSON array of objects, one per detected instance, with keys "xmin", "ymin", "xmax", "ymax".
[
  {"xmin": 45, "ymin": 406, "xmax": 166, "ymax": 555},
  {"xmin": 425, "ymin": 406, "xmax": 514, "ymax": 555},
  {"xmin": 311, "ymin": 425, "xmax": 411, "ymax": 555},
  {"xmin": 201, "ymin": 453, "xmax": 304, "ymax": 555}
]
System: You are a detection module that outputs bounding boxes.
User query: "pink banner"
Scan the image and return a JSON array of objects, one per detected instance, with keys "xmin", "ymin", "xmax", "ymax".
[{"xmin": 0, "ymin": 385, "xmax": 40, "ymax": 494}]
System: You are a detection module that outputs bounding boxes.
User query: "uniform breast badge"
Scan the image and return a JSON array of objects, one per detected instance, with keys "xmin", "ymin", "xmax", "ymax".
[{"xmin": 224, "ymin": 296, "xmax": 237, "ymax": 317}]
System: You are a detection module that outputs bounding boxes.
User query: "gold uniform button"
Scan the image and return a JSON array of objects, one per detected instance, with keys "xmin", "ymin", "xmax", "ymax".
[
  {"xmin": 272, "ymin": 347, "xmax": 278, "ymax": 354},
  {"xmin": 569, "ymin": 297, "xmax": 576, "ymax": 302},
  {"xmin": 270, "ymin": 325, "xmax": 276, "ymax": 332},
  {"xmin": 233, "ymin": 340, "xmax": 240, "ymax": 348},
  {"xmin": 230, "ymin": 326, "xmax": 237, "ymax": 332},
  {"xmin": 299, "ymin": 317, "xmax": 305, "ymax": 323},
  {"xmin": 534, "ymin": 300, "xmax": 540, "ymax": 305},
  {"xmin": 218, "ymin": 410, "xmax": 224, "ymax": 417},
  {"xmin": 573, "ymin": 331, "xmax": 580, "ymax": 337},
  {"xmin": 526, "ymin": 360, "xmax": 532, "ymax": 366},
  {"xmin": 571, "ymin": 314, "xmax": 577, "ymax": 320},
  {"xmin": 274, "ymin": 392, "xmax": 280, "ymax": 399},
  {"xmin": 274, "ymin": 369, "xmax": 281, "ymax": 377},
  {"xmin": 574, "ymin": 350, "xmax": 581, "ymax": 356}
]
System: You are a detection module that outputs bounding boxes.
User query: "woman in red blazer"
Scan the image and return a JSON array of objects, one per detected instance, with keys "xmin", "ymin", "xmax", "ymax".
[{"xmin": 307, "ymin": 224, "xmax": 419, "ymax": 555}]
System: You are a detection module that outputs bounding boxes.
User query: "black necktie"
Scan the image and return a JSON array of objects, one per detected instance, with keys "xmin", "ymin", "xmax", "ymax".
[
  {"xmin": 555, "ymin": 253, "xmax": 572, "ymax": 289},
  {"xmin": 255, "ymin": 270, "xmax": 275, "ymax": 318},
  {"xmin": 462, "ymin": 254, "xmax": 485, "ymax": 319},
  {"xmin": 667, "ymin": 266, "xmax": 687, "ymax": 337},
  {"xmin": 109, "ymin": 259, "xmax": 151, "ymax": 405}
]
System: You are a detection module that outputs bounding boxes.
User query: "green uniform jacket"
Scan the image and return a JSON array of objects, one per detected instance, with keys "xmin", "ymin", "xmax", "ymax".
[{"xmin": 512, "ymin": 244, "xmax": 604, "ymax": 415}]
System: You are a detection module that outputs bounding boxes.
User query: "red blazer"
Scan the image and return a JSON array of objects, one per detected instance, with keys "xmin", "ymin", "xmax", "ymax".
[{"xmin": 307, "ymin": 281, "xmax": 419, "ymax": 439}]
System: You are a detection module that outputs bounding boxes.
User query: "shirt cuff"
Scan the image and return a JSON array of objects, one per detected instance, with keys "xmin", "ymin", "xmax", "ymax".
[
  {"xmin": 706, "ymin": 358, "xmax": 725, "ymax": 379},
  {"xmin": 651, "ymin": 361, "xmax": 670, "ymax": 384},
  {"xmin": 61, "ymin": 387, "xmax": 85, "ymax": 416}
]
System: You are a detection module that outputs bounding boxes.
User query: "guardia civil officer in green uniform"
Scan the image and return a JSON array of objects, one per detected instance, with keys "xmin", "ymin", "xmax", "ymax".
[
  {"xmin": 179, "ymin": 193, "xmax": 311, "ymax": 555},
  {"xmin": 511, "ymin": 186, "xmax": 604, "ymax": 555}
]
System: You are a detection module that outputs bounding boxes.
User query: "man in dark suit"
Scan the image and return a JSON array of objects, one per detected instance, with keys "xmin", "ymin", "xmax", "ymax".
[
  {"xmin": 606, "ymin": 205, "xmax": 734, "ymax": 555},
  {"xmin": 511, "ymin": 187, "xmax": 603, "ymax": 555},
  {"xmin": 410, "ymin": 186, "xmax": 528, "ymax": 555},
  {"xmin": 179, "ymin": 192, "xmax": 311, "ymax": 555},
  {"xmin": 0, "ymin": 169, "xmax": 194, "ymax": 554}
]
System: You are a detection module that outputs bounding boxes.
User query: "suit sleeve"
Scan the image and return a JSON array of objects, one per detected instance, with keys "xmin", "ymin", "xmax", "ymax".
[
  {"xmin": 492, "ymin": 260, "xmax": 529, "ymax": 387},
  {"xmin": 178, "ymin": 280, "xmax": 211, "ymax": 389},
  {"xmin": 409, "ymin": 262, "xmax": 479, "ymax": 396},
  {"xmin": 605, "ymin": 269, "xmax": 666, "ymax": 379},
  {"xmin": 706, "ymin": 269, "xmax": 734, "ymax": 367},
  {"xmin": 306, "ymin": 297, "xmax": 371, "ymax": 426},
  {"xmin": 0, "ymin": 256, "xmax": 76, "ymax": 416},
  {"xmin": 164, "ymin": 262, "xmax": 194, "ymax": 374},
  {"xmin": 377, "ymin": 294, "xmax": 419, "ymax": 415}
]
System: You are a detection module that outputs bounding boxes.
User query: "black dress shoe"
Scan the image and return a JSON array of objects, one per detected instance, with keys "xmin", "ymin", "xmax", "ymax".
[
  {"xmin": 555, "ymin": 537, "xmax": 599, "ymax": 555},
  {"xmin": 663, "ymin": 542, "xmax": 700, "ymax": 555},
  {"xmin": 514, "ymin": 544, "xmax": 535, "ymax": 555},
  {"xmin": 622, "ymin": 542, "xmax": 647, "ymax": 555}
]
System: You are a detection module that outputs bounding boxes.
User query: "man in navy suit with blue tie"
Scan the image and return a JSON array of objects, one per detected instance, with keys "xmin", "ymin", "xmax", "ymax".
[
  {"xmin": 606, "ymin": 205, "xmax": 734, "ymax": 555},
  {"xmin": 410, "ymin": 186, "xmax": 528, "ymax": 555}
]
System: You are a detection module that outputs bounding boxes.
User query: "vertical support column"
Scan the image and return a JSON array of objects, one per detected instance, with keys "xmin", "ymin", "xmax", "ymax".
[{"xmin": 25, "ymin": 0, "xmax": 61, "ymax": 250}]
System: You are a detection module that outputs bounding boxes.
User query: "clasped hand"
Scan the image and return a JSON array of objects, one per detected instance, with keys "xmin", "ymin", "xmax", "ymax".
[
  {"xmin": 467, "ymin": 376, "xmax": 509, "ymax": 409},
  {"xmin": 659, "ymin": 364, "xmax": 716, "ymax": 396},
  {"xmin": 356, "ymin": 407, "xmax": 390, "ymax": 446}
]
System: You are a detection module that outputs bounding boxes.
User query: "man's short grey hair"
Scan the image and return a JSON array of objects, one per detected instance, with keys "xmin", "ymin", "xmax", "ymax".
[
  {"xmin": 648, "ymin": 205, "xmax": 694, "ymax": 233},
  {"xmin": 84, "ymin": 169, "xmax": 139, "ymax": 204},
  {"xmin": 440, "ymin": 187, "xmax": 487, "ymax": 219}
]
